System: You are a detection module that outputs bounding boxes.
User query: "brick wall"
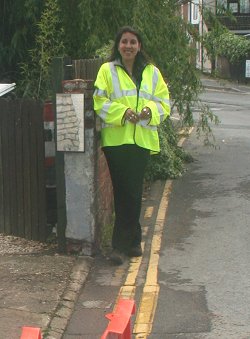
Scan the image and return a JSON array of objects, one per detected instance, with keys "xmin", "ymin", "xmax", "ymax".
[{"xmin": 96, "ymin": 144, "xmax": 113, "ymax": 241}]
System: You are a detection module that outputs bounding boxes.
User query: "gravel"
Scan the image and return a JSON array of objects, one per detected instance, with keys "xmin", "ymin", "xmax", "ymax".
[{"xmin": 0, "ymin": 233, "xmax": 57, "ymax": 255}]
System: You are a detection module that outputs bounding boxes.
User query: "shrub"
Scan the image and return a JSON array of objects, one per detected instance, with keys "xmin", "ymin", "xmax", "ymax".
[{"xmin": 217, "ymin": 32, "xmax": 250, "ymax": 63}]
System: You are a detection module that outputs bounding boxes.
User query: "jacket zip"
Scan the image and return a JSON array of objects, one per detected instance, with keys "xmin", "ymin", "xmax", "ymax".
[
  {"xmin": 133, "ymin": 83, "xmax": 141, "ymax": 142},
  {"xmin": 117, "ymin": 64, "xmax": 144, "ymax": 144}
]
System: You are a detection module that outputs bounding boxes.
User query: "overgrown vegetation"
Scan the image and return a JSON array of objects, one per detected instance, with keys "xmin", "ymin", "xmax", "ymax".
[
  {"xmin": 1, "ymin": 0, "xmax": 221, "ymax": 180},
  {"xmin": 216, "ymin": 32, "xmax": 250, "ymax": 63},
  {"xmin": 145, "ymin": 120, "xmax": 193, "ymax": 181}
]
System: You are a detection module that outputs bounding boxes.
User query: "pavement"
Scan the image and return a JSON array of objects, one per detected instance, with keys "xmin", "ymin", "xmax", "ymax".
[
  {"xmin": 0, "ymin": 73, "xmax": 249, "ymax": 339},
  {"xmin": 0, "ymin": 235, "xmax": 93, "ymax": 339},
  {"xmin": 200, "ymin": 73, "xmax": 250, "ymax": 93}
]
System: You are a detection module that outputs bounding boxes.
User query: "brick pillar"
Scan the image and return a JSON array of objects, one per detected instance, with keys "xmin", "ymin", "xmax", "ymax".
[{"xmin": 60, "ymin": 79, "xmax": 113, "ymax": 255}]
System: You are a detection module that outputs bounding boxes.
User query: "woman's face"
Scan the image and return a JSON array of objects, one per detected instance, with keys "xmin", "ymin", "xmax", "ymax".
[{"xmin": 118, "ymin": 32, "xmax": 141, "ymax": 63}]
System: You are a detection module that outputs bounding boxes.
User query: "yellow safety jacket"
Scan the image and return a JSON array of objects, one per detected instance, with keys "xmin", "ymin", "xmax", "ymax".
[{"xmin": 93, "ymin": 59, "xmax": 170, "ymax": 153}]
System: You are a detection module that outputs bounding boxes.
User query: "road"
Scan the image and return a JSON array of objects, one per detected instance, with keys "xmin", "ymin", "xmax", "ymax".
[
  {"xmin": 200, "ymin": 89, "xmax": 250, "ymax": 108},
  {"xmin": 150, "ymin": 88, "xmax": 250, "ymax": 338},
  {"xmin": 63, "ymin": 87, "xmax": 250, "ymax": 338}
]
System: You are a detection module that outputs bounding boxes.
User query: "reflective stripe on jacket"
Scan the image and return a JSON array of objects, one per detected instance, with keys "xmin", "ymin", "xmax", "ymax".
[{"xmin": 93, "ymin": 60, "xmax": 171, "ymax": 153}]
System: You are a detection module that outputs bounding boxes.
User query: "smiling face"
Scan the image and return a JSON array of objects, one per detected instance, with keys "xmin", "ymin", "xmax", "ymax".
[{"xmin": 118, "ymin": 32, "xmax": 141, "ymax": 64}]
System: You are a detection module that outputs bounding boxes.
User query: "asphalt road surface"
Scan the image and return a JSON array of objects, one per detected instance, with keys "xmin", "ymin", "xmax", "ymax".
[{"xmin": 150, "ymin": 88, "xmax": 250, "ymax": 338}]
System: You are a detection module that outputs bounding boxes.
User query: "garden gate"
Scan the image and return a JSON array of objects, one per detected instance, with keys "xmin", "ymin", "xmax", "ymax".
[{"xmin": 0, "ymin": 99, "xmax": 47, "ymax": 241}]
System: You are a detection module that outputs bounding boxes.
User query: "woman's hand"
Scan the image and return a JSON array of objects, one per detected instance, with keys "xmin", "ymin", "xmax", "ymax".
[
  {"xmin": 139, "ymin": 107, "xmax": 152, "ymax": 120},
  {"xmin": 125, "ymin": 108, "xmax": 139, "ymax": 124}
]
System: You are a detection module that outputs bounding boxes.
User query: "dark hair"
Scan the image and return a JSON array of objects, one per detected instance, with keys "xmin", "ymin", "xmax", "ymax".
[{"xmin": 108, "ymin": 26, "xmax": 150, "ymax": 83}]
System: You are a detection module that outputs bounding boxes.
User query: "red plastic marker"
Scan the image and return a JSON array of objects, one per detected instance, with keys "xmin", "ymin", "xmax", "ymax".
[
  {"xmin": 20, "ymin": 327, "xmax": 42, "ymax": 339},
  {"xmin": 101, "ymin": 299, "xmax": 136, "ymax": 339}
]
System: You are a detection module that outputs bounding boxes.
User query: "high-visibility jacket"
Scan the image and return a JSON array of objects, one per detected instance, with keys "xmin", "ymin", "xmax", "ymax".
[{"xmin": 93, "ymin": 59, "xmax": 170, "ymax": 154}]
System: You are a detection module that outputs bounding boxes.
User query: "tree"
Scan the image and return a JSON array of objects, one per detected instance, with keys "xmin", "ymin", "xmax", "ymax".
[
  {"xmin": 4, "ymin": 0, "xmax": 218, "ymax": 179},
  {"xmin": 59, "ymin": 0, "xmax": 133, "ymax": 58},
  {"xmin": 0, "ymin": 0, "xmax": 43, "ymax": 81},
  {"xmin": 69, "ymin": 0, "xmax": 218, "ymax": 179}
]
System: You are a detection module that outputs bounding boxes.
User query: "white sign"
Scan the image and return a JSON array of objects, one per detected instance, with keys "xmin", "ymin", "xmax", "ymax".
[
  {"xmin": 0, "ymin": 83, "xmax": 16, "ymax": 96},
  {"xmin": 246, "ymin": 60, "xmax": 250, "ymax": 78}
]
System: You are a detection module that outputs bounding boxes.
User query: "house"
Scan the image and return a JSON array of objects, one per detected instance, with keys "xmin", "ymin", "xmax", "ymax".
[
  {"xmin": 180, "ymin": 0, "xmax": 250, "ymax": 75},
  {"xmin": 180, "ymin": 0, "xmax": 213, "ymax": 72},
  {"xmin": 217, "ymin": 0, "xmax": 250, "ymax": 35}
]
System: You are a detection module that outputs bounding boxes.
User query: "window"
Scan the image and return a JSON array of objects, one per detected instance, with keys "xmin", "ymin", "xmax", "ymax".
[
  {"xmin": 240, "ymin": 0, "xmax": 250, "ymax": 12},
  {"xmin": 228, "ymin": 1, "xmax": 239, "ymax": 12},
  {"xmin": 217, "ymin": 0, "xmax": 250, "ymax": 13},
  {"xmin": 193, "ymin": 2, "xmax": 199, "ymax": 21}
]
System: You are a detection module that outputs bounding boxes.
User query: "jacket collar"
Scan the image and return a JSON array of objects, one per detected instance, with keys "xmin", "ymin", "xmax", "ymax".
[{"xmin": 113, "ymin": 58, "xmax": 124, "ymax": 67}]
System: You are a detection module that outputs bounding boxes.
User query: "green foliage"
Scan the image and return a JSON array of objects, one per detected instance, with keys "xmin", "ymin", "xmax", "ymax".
[
  {"xmin": 217, "ymin": 32, "xmax": 250, "ymax": 63},
  {"xmin": 203, "ymin": 6, "xmax": 250, "ymax": 65},
  {"xmin": 95, "ymin": 41, "xmax": 114, "ymax": 59},
  {"xmin": 4, "ymin": 0, "xmax": 219, "ymax": 180},
  {"xmin": 145, "ymin": 119, "xmax": 193, "ymax": 181},
  {"xmin": 0, "ymin": 0, "xmax": 43, "ymax": 81},
  {"xmin": 131, "ymin": 1, "xmax": 218, "ymax": 180},
  {"xmin": 195, "ymin": 102, "xmax": 220, "ymax": 146},
  {"xmin": 203, "ymin": 9, "xmax": 227, "ymax": 64},
  {"xmin": 59, "ymin": 0, "xmax": 133, "ymax": 58},
  {"xmin": 17, "ymin": 0, "xmax": 65, "ymax": 99},
  {"xmin": 87, "ymin": 0, "xmax": 218, "ymax": 180}
]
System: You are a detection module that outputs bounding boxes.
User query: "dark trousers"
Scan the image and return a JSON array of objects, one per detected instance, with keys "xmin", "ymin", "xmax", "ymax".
[{"xmin": 103, "ymin": 144, "xmax": 150, "ymax": 252}]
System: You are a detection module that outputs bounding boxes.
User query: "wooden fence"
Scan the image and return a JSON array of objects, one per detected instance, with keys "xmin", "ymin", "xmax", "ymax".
[
  {"xmin": 0, "ymin": 99, "xmax": 47, "ymax": 241},
  {"xmin": 72, "ymin": 58, "xmax": 104, "ymax": 80}
]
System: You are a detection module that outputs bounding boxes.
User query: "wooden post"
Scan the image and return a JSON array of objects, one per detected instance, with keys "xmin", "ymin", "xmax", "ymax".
[{"xmin": 51, "ymin": 56, "xmax": 72, "ymax": 252}]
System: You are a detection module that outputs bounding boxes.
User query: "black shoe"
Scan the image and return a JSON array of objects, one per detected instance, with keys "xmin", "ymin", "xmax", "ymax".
[
  {"xmin": 127, "ymin": 244, "xmax": 142, "ymax": 257},
  {"xmin": 110, "ymin": 249, "xmax": 126, "ymax": 265}
]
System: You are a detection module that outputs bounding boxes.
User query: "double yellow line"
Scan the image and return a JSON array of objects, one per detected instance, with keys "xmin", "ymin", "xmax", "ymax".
[
  {"xmin": 134, "ymin": 180, "xmax": 172, "ymax": 338},
  {"xmin": 113, "ymin": 180, "xmax": 172, "ymax": 338},
  {"xmin": 114, "ymin": 129, "xmax": 192, "ymax": 338}
]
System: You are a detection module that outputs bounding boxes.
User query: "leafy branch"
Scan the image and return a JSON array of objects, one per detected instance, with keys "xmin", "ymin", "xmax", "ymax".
[{"xmin": 17, "ymin": 0, "xmax": 65, "ymax": 99}]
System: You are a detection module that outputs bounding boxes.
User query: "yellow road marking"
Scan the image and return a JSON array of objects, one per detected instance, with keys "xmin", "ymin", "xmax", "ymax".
[
  {"xmin": 133, "ymin": 127, "xmax": 192, "ymax": 336},
  {"xmin": 125, "ymin": 247, "xmax": 145, "ymax": 287},
  {"xmin": 142, "ymin": 226, "xmax": 149, "ymax": 237},
  {"xmin": 112, "ymin": 127, "xmax": 192, "ymax": 335},
  {"xmin": 144, "ymin": 206, "xmax": 154, "ymax": 218},
  {"xmin": 178, "ymin": 127, "xmax": 194, "ymax": 147},
  {"xmin": 134, "ymin": 180, "xmax": 172, "ymax": 338},
  {"xmin": 115, "ymin": 242, "xmax": 145, "ymax": 302}
]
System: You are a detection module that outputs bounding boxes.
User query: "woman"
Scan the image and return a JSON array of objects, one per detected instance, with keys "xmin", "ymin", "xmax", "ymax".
[{"xmin": 93, "ymin": 26, "xmax": 170, "ymax": 264}]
